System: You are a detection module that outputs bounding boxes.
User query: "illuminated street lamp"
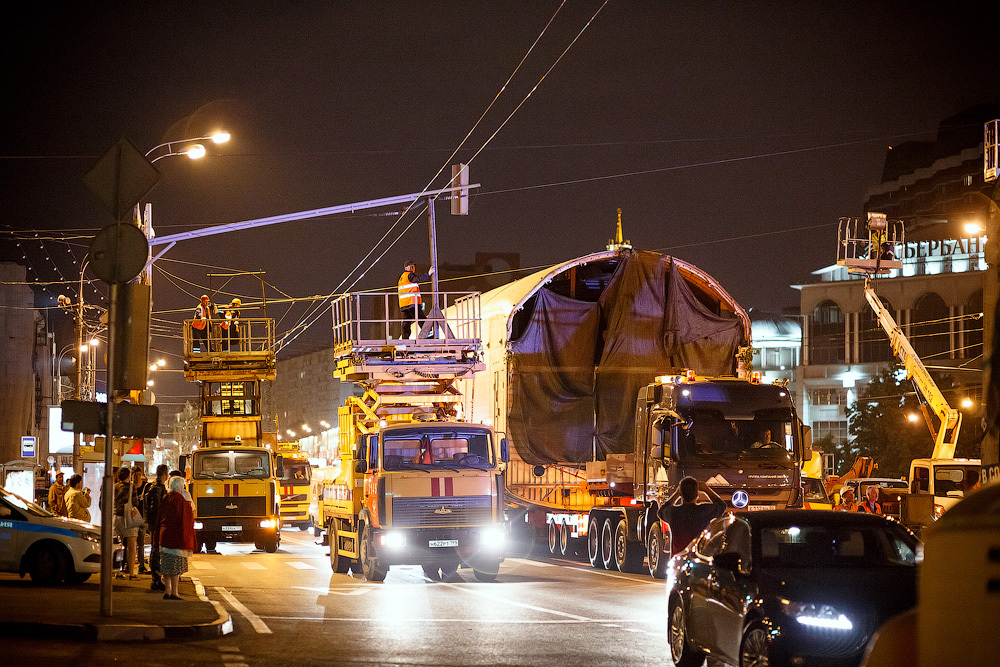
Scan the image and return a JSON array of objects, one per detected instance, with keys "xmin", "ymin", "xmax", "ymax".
[
  {"xmin": 144, "ymin": 131, "xmax": 230, "ymax": 163},
  {"xmin": 961, "ymin": 397, "xmax": 974, "ymax": 409},
  {"xmin": 907, "ymin": 413, "xmax": 920, "ymax": 422}
]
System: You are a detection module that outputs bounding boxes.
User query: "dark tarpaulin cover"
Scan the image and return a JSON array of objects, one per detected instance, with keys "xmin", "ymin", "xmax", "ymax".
[
  {"xmin": 509, "ymin": 251, "xmax": 744, "ymax": 464},
  {"xmin": 508, "ymin": 289, "xmax": 599, "ymax": 464}
]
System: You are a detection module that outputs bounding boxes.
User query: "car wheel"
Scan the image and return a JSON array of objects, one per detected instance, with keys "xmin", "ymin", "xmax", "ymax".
[
  {"xmin": 613, "ymin": 517, "xmax": 644, "ymax": 573},
  {"xmin": 28, "ymin": 544, "xmax": 68, "ymax": 586},
  {"xmin": 740, "ymin": 620, "xmax": 773, "ymax": 667},
  {"xmin": 647, "ymin": 522, "xmax": 668, "ymax": 579},
  {"xmin": 359, "ymin": 523, "xmax": 387, "ymax": 582},
  {"xmin": 600, "ymin": 518, "xmax": 617, "ymax": 571},
  {"xmin": 668, "ymin": 601, "xmax": 703, "ymax": 667},
  {"xmin": 329, "ymin": 522, "xmax": 350, "ymax": 573},
  {"xmin": 587, "ymin": 516, "xmax": 604, "ymax": 569}
]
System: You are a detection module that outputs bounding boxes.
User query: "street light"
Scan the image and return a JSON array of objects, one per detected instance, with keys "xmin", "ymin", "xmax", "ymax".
[{"xmin": 144, "ymin": 130, "xmax": 230, "ymax": 164}]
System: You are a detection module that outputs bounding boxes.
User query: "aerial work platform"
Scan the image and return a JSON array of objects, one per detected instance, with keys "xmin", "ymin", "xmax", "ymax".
[
  {"xmin": 182, "ymin": 317, "xmax": 276, "ymax": 382},
  {"xmin": 331, "ymin": 291, "xmax": 483, "ymax": 383}
]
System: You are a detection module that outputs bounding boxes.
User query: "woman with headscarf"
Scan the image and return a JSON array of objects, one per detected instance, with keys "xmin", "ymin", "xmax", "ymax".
[{"xmin": 156, "ymin": 475, "xmax": 195, "ymax": 600}]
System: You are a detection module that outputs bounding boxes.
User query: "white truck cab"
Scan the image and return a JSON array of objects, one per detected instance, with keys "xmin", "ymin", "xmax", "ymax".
[
  {"xmin": 908, "ymin": 458, "xmax": 981, "ymax": 519},
  {"xmin": 0, "ymin": 486, "xmax": 102, "ymax": 584}
]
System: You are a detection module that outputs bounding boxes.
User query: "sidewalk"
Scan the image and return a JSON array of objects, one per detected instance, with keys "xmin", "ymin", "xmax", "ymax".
[{"xmin": 0, "ymin": 572, "xmax": 232, "ymax": 642}]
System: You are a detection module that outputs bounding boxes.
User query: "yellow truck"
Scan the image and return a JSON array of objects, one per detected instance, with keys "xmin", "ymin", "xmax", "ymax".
[
  {"xmin": 319, "ymin": 289, "xmax": 508, "ymax": 581},
  {"xmin": 276, "ymin": 442, "xmax": 312, "ymax": 530}
]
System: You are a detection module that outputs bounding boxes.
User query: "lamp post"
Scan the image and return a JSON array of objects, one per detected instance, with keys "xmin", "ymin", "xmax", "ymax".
[{"xmin": 144, "ymin": 131, "xmax": 230, "ymax": 163}]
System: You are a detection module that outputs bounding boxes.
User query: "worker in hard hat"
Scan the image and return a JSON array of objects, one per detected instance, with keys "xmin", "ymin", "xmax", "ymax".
[
  {"xmin": 222, "ymin": 298, "xmax": 242, "ymax": 352},
  {"xmin": 397, "ymin": 260, "xmax": 433, "ymax": 339},
  {"xmin": 191, "ymin": 295, "xmax": 215, "ymax": 353}
]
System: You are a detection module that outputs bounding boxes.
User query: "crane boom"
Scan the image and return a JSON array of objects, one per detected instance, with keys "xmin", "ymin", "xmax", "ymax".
[{"xmin": 863, "ymin": 279, "xmax": 962, "ymax": 459}]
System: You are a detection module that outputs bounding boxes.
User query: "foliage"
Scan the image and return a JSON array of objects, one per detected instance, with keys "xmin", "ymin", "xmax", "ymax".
[{"xmin": 846, "ymin": 362, "xmax": 981, "ymax": 477}]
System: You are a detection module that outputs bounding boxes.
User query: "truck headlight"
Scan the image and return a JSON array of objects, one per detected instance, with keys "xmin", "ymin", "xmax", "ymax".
[
  {"xmin": 380, "ymin": 531, "xmax": 406, "ymax": 548},
  {"xmin": 781, "ymin": 600, "xmax": 853, "ymax": 631},
  {"xmin": 259, "ymin": 519, "xmax": 278, "ymax": 529},
  {"xmin": 479, "ymin": 526, "xmax": 506, "ymax": 550},
  {"xmin": 193, "ymin": 521, "xmax": 204, "ymax": 530}
]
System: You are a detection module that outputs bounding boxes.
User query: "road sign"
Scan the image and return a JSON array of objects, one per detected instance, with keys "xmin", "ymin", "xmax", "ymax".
[
  {"xmin": 21, "ymin": 436, "xmax": 36, "ymax": 458},
  {"xmin": 88, "ymin": 223, "xmax": 149, "ymax": 284},
  {"xmin": 83, "ymin": 137, "xmax": 160, "ymax": 220}
]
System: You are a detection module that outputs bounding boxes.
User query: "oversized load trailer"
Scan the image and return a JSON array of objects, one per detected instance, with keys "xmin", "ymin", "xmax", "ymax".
[{"xmin": 458, "ymin": 248, "xmax": 805, "ymax": 576}]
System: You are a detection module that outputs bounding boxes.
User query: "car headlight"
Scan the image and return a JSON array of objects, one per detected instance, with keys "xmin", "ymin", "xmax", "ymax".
[
  {"xmin": 479, "ymin": 526, "xmax": 506, "ymax": 550},
  {"xmin": 380, "ymin": 531, "xmax": 406, "ymax": 548},
  {"xmin": 73, "ymin": 530, "xmax": 100, "ymax": 543},
  {"xmin": 781, "ymin": 599, "xmax": 853, "ymax": 631}
]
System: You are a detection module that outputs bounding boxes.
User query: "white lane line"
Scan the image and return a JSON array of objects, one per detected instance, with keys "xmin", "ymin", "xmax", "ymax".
[
  {"xmin": 191, "ymin": 561, "xmax": 216, "ymax": 570},
  {"xmin": 435, "ymin": 580, "xmax": 593, "ymax": 622},
  {"xmin": 551, "ymin": 559, "xmax": 662, "ymax": 584},
  {"xmin": 286, "ymin": 561, "xmax": 315, "ymax": 570},
  {"xmin": 240, "ymin": 562, "xmax": 267, "ymax": 570},
  {"xmin": 505, "ymin": 558, "xmax": 555, "ymax": 568},
  {"xmin": 216, "ymin": 587, "xmax": 272, "ymax": 634},
  {"xmin": 256, "ymin": 616, "xmax": 660, "ymax": 624}
]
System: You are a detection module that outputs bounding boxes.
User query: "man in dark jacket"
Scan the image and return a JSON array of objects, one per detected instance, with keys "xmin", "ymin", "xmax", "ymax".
[
  {"xmin": 144, "ymin": 465, "xmax": 169, "ymax": 591},
  {"xmin": 657, "ymin": 477, "xmax": 728, "ymax": 555}
]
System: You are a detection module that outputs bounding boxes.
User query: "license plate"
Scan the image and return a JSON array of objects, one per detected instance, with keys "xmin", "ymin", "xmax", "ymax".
[
  {"xmin": 428, "ymin": 539, "xmax": 458, "ymax": 548},
  {"xmin": 746, "ymin": 505, "xmax": 776, "ymax": 512},
  {"xmin": 222, "ymin": 525, "xmax": 242, "ymax": 531}
]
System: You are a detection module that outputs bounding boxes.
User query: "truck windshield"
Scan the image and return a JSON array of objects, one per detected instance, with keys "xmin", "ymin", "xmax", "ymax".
[
  {"xmin": 676, "ymin": 408, "xmax": 797, "ymax": 463},
  {"xmin": 279, "ymin": 459, "xmax": 311, "ymax": 484},
  {"xmin": 934, "ymin": 465, "xmax": 979, "ymax": 495},
  {"xmin": 193, "ymin": 451, "xmax": 272, "ymax": 479},
  {"xmin": 381, "ymin": 429, "xmax": 494, "ymax": 471}
]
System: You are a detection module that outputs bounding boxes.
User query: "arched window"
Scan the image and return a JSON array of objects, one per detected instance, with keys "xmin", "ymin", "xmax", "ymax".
[
  {"xmin": 860, "ymin": 297, "xmax": 894, "ymax": 363},
  {"xmin": 810, "ymin": 300, "xmax": 845, "ymax": 364},
  {"xmin": 964, "ymin": 290, "xmax": 983, "ymax": 360},
  {"xmin": 911, "ymin": 293, "xmax": 949, "ymax": 359}
]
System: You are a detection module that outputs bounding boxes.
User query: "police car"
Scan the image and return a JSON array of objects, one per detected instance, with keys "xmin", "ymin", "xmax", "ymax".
[{"xmin": 0, "ymin": 486, "xmax": 102, "ymax": 584}]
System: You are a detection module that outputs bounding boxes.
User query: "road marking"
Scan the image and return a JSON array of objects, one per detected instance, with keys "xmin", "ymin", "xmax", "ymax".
[
  {"xmin": 435, "ymin": 580, "xmax": 593, "ymax": 621},
  {"xmin": 257, "ymin": 616, "xmax": 658, "ymax": 624},
  {"xmin": 286, "ymin": 561, "xmax": 315, "ymax": 570},
  {"xmin": 240, "ymin": 562, "xmax": 267, "ymax": 570},
  {"xmin": 552, "ymin": 559, "xmax": 662, "ymax": 584},
  {"xmin": 505, "ymin": 558, "xmax": 554, "ymax": 568},
  {"xmin": 216, "ymin": 587, "xmax": 272, "ymax": 634},
  {"xmin": 191, "ymin": 561, "xmax": 216, "ymax": 570}
]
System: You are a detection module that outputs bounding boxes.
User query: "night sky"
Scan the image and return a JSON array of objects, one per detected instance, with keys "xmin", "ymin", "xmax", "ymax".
[{"xmin": 2, "ymin": 1, "xmax": 996, "ymax": 422}]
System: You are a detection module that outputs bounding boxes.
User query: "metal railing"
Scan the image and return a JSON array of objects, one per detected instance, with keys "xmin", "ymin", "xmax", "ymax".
[
  {"xmin": 331, "ymin": 291, "xmax": 481, "ymax": 350},
  {"xmin": 182, "ymin": 317, "xmax": 275, "ymax": 360}
]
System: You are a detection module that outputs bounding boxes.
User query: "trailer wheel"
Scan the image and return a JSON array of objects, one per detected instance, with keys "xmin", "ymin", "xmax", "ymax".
[
  {"xmin": 329, "ymin": 522, "xmax": 349, "ymax": 573},
  {"xmin": 587, "ymin": 516, "xmax": 604, "ymax": 569},
  {"xmin": 613, "ymin": 517, "xmax": 644, "ymax": 573},
  {"xmin": 547, "ymin": 521, "xmax": 559, "ymax": 555},
  {"xmin": 646, "ymin": 522, "xmax": 668, "ymax": 579},
  {"xmin": 558, "ymin": 523, "xmax": 570, "ymax": 556},
  {"xmin": 600, "ymin": 517, "xmax": 617, "ymax": 571}
]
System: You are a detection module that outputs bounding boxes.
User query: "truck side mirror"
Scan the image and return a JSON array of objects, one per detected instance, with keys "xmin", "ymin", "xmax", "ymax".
[
  {"xmin": 178, "ymin": 455, "xmax": 187, "ymax": 475},
  {"xmin": 354, "ymin": 460, "xmax": 368, "ymax": 474},
  {"xmin": 500, "ymin": 437, "xmax": 510, "ymax": 463}
]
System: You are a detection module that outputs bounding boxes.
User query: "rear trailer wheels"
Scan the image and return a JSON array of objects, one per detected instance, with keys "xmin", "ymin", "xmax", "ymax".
[
  {"xmin": 647, "ymin": 522, "xmax": 668, "ymax": 579},
  {"xmin": 360, "ymin": 524, "xmax": 387, "ymax": 582},
  {"xmin": 558, "ymin": 523, "xmax": 571, "ymax": 556},
  {"xmin": 329, "ymin": 522, "xmax": 350, "ymax": 574},
  {"xmin": 587, "ymin": 516, "xmax": 604, "ymax": 569},
  {"xmin": 547, "ymin": 521, "xmax": 559, "ymax": 555},
  {"xmin": 613, "ymin": 517, "xmax": 644, "ymax": 573},
  {"xmin": 600, "ymin": 518, "xmax": 617, "ymax": 570}
]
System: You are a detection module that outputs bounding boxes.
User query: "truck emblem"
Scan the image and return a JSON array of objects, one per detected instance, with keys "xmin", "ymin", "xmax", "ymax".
[
  {"xmin": 226, "ymin": 503, "xmax": 238, "ymax": 510},
  {"xmin": 707, "ymin": 474, "xmax": 729, "ymax": 486},
  {"xmin": 433, "ymin": 506, "xmax": 453, "ymax": 515},
  {"xmin": 731, "ymin": 490, "xmax": 749, "ymax": 508}
]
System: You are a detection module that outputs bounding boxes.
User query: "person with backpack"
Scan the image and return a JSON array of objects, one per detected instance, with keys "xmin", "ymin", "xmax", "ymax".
[
  {"xmin": 132, "ymin": 467, "xmax": 151, "ymax": 574},
  {"xmin": 144, "ymin": 465, "xmax": 169, "ymax": 591}
]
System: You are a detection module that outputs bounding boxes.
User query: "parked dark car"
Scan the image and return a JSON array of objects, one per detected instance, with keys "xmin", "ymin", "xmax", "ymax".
[{"xmin": 666, "ymin": 510, "xmax": 919, "ymax": 667}]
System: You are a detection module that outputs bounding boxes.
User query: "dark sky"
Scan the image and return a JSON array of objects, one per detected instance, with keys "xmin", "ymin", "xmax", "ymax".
[{"xmin": 2, "ymin": 1, "xmax": 996, "ymax": 421}]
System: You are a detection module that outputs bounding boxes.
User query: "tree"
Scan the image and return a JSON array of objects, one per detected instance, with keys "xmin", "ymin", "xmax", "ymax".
[{"xmin": 846, "ymin": 362, "xmax": 981, "ymax": 477}]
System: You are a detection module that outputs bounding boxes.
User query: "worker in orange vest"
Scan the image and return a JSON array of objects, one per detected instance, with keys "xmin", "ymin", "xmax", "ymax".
[
  {"xmin": 397, "ymin": 260, "xmax": 433, "ymax": 339},
  {"xmin": 191, "ymin": 295, "xmax": 216, "ymax": 352},
  {"xmin": 858, "ymin": 485, "xmax": 883, "ymax": 514}
]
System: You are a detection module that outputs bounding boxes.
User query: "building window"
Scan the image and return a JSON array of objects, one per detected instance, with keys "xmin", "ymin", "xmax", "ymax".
[
  {"xmin": 813, "ymin": 420, "xmax": 849, "ymax": 443},
  {"xmin": 810, "ymin": 388, "xmax": 847, "ymax": 406},
  {"xmin": 860, "ymin": 297, "xmax": 894, "ymax": 363},
  {"xmin": 912, "ymin": 292, "xmax": 950, "ymax": 359},
  {"xmin": 810, "ymin": 300, "xmax": 845, "ymax": 365}
]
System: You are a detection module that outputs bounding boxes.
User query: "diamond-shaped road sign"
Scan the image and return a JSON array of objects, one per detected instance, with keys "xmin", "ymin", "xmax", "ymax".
[{"xmin": 83, "ymin": 137, "xmax": 160, "ymax": 221}]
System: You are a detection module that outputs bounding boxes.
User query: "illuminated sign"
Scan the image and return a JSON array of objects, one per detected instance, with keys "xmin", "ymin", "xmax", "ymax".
[{"xmin": 896, "ymin": 236, "xmax": 985, "ymax": 260}]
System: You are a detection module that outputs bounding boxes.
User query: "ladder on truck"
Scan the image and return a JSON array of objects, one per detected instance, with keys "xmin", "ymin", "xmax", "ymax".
[{"xmin": 331, "ymin": 290, "xmax": 484, "ymax": 433}]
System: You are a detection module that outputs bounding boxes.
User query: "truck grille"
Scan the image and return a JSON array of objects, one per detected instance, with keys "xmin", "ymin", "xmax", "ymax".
[
  {"xmin": 198, "ymin": 496, "xmax": 267, "ymax": 518},
  {"xmin": 391, "ymin": 495, "xmax": 492, "ymax": 527}
]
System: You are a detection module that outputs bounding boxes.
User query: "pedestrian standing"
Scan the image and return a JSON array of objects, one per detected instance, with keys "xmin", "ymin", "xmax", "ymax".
[
  {"xmin": 132, "ymin": 467, "xmax": 150, "ymax": 574},
  {"xmin": 144, "ymin": 464, "xmax": 168, "ymax": 591},
  {"xmin": 64, "ymin": 474, "xmax": 92, "ymax": 522},
  {"xmin": 113, "ymin": 466, "xmax": 139, "ymax": 579},
  {"xmin": 191, "ymin": 294, "xmax": 215, "ymax": 353},
  {"xmin": 157, "ymin": 475, "xmax": 195, "ymax": 600},
  {"xmin": 47, "ymin": 472, "xmax": 68, "ymax": 516},
  {"xmin": 657, "ymin": 477, "xmax": 728, "ymax": 554}
]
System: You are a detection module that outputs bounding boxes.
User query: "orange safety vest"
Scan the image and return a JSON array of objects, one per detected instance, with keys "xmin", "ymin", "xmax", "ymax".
[
  {"xmin": 192, "ymin": 303, "xmax": 212, "ymax": 330},
  {"xmin": 398, "ymin": 272, "xmax": 421, "ymax": 308},
  {"xmin": 858, "ymin": 501, "xmax": 882, "ymax": 515}
]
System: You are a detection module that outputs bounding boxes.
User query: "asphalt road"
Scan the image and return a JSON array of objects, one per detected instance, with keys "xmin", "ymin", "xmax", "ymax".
[{"xmin": 0, "ymin": 529, "xmax": 678, "ymax": 666}]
